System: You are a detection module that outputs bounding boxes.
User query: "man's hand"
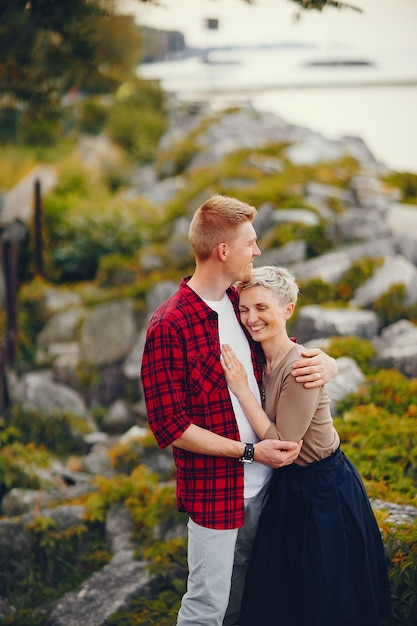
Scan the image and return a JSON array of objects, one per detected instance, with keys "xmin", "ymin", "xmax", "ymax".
[
  {"xmin": 291, "ymin": 347, "xmax": 337, "ymax": 388},
  {"xmin": 254, "ymin": 439, "xmax": 302, "ymax": 468}
]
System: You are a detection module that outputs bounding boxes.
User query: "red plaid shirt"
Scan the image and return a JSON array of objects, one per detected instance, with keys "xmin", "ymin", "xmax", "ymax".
[{"xmin": 140, "ymin": 277, "xmax": 263, "ymax": 529}]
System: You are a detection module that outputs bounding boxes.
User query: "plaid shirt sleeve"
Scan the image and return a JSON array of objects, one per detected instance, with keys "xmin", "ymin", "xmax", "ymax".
[{"xmin": 140, "ymin": 316, "xmax": 192, "ymax": 449}]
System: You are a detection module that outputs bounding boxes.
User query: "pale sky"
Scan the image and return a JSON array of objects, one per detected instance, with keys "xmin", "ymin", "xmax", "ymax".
[{"xmin": 121, "ymin": 0, "xmax": 417, "ymax": 56}]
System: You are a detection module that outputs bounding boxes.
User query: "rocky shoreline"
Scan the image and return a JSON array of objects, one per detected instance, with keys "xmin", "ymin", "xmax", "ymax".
[{"xmin": 1, "ymin": 101, "xmax": 417, "ymax": 623}]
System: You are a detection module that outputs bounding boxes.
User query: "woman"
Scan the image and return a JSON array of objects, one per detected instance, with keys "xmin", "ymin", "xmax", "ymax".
[{"xmin": 220, "ymin": 266, "xmax": 391, "ymax": 626}]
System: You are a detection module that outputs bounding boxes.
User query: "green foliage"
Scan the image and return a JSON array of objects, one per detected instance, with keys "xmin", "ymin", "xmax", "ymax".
[
  {"xmin": 0, "ymin": 609, "xmax": 48, "ymax": 625},
  {"xmin": 107, "ymin": 570, "xmax": 184, "ymax": 625},
  {"xmin": 338, "ymin": 368, "xmax": 417, "ymax": 416},
  {"xmin": 17, "ymin": 516, "xmax": 111, "ymax": 608},
  {"xmin": 298, "ymin": 277, "xmax": 335, "ymax": 304},
  {"xmin": 96, "ymin": 254, "xmax": 138, "ymax": 287},
  {"xmin": 85, "ymin": 465, "xmax": 183, "ymax": 546},
  {"xmin": 334, "ymin": 256, "xmax": 384, "ymax": 301},
  {"xmin": 0, "ymin": 147, "xmax": 37, "ymax": 189},
  {"xmin": 298, "ymin": 257, "xmax": 384, "ymax": 306},
  {"xmin": 17, "ymin": 112, "xmax": 61, "ymax": 147},
  {"xmin": 381, "ymin": 520, "xmax": 417, "ymax": 626},
  {"xmin": 78, "ymin": 97, "xmax": 108, "ymax": 135},
  {"xmin": 0, "ymin": 442, "xmax": 50, "ymax": 498},
  {"xmin": 16, "ymin": 278, "xmax": 50, "ymax": 365},
  {"xmin": 327, "ymin": 335, "xmax": 376, "ymax": 372},
  {"xmin": 335, "ymin": 370, "xmax": 417, "ymax": 504},
  {"xmin": 374, "ymin": 284, "xmax": 417, "ymax": 327},
  {"xmin": 383, "ymin": 171, "xmax": 417, "ymax": 205},
  {"xmin": 6, "ymin": 405, "xmax": 88, "ymax": 456},
  {"xmin": 304, "ymin": 222, "xmax": 333, "ymax": 257},
  {"xmin": 106, "ymin": 78, "xmax": 168, "ymax": 163},
  {"xmin": 107, "ymin": 539, "xmax": 186, "ymax": 625},
  {"xmin": 42, "ymin": 161, "xmax": 153, "ymax": 282},
  {"xmin": 0, "ymin": 1, "xmax": 143, "ymax": 137},
  {"xmin": 0, "ymin": 106, "xmax": 18, "ymax": 143}
]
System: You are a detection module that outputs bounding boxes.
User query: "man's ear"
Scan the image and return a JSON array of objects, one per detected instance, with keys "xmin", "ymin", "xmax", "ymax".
[{"xmin": 217, "ymin": 242, "xmax": 228, "ymax": 261}]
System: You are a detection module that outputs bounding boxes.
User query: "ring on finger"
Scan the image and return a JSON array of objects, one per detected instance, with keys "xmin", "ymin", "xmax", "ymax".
[
  {"xmin": 227, "ymin": 364, "xmax": 233, "ymax": 370},
  {"xmin": 315, "ymin": 371, "xmax": 321, "ymax": 380}
]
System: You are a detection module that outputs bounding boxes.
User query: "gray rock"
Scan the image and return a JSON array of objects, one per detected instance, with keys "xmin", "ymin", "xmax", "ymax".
[
  {"xmin": 292, "ymin": 305, "xmax": 379, "ymax": 343},
  {"xmin": 1, "ymin": 165, "xmax": 57, "ymax": 225},
  {"xmin": 0, "ymin": 596, "xmax": 16, "ymax": 619},
  {"xmin": 329, "ymin": 208, "xmax": 393, "ymax": 242},
  {"xmin": 351, "ymin": 174, "xmax": 394, "ymax": 213},
  {"xmin": 45, "ymin": 551, "xmax": 149, "ymax": 626},
  {"xmin": 39, "ymin": 287, "xmax": 83, "ymax": 316},
  {"xmin": 11, "ymin": 370, "xmax": 88, "ymax": 417},
  {"xmin": 351, "ymin": 254, "xmax": 417, "ymax": 307},
  {"xmin": 326, "ymin": 356, "xmax": 365, "ymax": 415},
  {"xmin": 387, "ymin": 202, "xmax": 417, "ymax": 242},
  {"xmin": 79, "ymin": 299, "xmax": 137, "ymax": 366},
  {"xmin": 166, "ymin": 216, "xmax": 193, "ymax": 265},
  {"xmin": 305, "ymin": 180, "xmax": 355, "ymax": 208},
  {"xmin": 141, "ymin": 174, "xmax": 187, "ymax": 205},
  {"xmin": 372, "ymin": 320, "xmax": 417, "ymax": 377},
  {"xmin": 106, "ymin": 503, "xmax": 137, "ymax": 555},
  {"xmin": 255, "ymin": 240, "xmax": 306, "ymax": 267},
  {"xmin": 102, "ymin": 399, "xmax": 136, "ymax": 434},
  {"xmin": 82, "ymin": 444, "xmax": 114, "ymax": 478},
  {"xmin": 147, "ymin": 280, "xmax": 178, "ymax": 312},
  {"xmin": 292, "ymin": 237, "xmax": 397, "ymax": 284},
  {"xmin": 272, "ymin": 208, "xmax": 319, "ymax": 227}
]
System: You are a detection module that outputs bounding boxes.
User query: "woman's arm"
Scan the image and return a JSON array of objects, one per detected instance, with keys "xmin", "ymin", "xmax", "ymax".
[{"xmin": 220, "ymin": 344, "xmax": 273, "ymax": 439}]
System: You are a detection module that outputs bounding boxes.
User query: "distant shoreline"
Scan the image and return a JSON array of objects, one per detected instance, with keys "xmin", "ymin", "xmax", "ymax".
[{"xmin": 165, "ymin": 78, "xmax": 417, "ymax": 99}]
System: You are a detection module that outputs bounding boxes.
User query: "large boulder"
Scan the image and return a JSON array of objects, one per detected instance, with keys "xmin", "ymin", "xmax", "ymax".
[{"xmin": 292, "ymin": 305, "xmax": 379, "ymax": 344}]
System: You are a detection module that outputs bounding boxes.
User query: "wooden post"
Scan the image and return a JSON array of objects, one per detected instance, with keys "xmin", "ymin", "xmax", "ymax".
[
  {"xmin": 34, "ymin": 178, "xmax": 44, "ymax": 277},
  {"xmin": 2, "ymin": 239, "xmax": 18, "ymax": 366}
]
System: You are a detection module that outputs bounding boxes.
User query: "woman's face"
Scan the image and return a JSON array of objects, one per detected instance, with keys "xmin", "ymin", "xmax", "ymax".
[{"xmin": 238, "ymin": 285, "xmax": 291, "ymax": 343}]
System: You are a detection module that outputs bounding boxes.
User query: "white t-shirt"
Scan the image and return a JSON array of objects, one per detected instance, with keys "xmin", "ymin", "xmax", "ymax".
[{"xmin": 204, "ymin": 293, "xmax": 273, "ymax": 498}]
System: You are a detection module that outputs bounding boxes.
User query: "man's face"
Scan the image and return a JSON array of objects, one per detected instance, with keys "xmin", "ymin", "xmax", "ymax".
[{"xmin": 225, "ymin": 221, "xmax": 261, "ymax": 283}]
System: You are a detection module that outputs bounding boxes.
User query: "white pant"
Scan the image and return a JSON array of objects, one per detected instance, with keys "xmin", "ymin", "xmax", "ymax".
[
  {"xmin": 176, "ymin": 518, "xmax": 238, "ymax": 626},
  {"xmin": 177, "ymin": 480, "xmax": 270, "ymax": 626}
]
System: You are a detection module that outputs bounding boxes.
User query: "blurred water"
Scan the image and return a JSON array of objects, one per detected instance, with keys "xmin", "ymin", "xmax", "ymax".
[{"xmin": 139, "ymin": 45, "xmax": 417, "ymax": 173}]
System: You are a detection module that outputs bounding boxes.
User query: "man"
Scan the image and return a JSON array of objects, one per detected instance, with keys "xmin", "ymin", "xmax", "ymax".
[{"xmin": 140, "ymin": 195, "xmax": 337, "ymax": 626}]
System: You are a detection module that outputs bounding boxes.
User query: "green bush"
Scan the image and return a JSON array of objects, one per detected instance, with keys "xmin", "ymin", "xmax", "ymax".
[
  {"xmin": 381, "ymin": 520, "xmax": 417, "ymax": 626},
  {"xmin": 298, "ymin": 277, "xmax": 335, "ymax": 305},
  {"xmin": 383, "ymin": 171, "xmax": 417, "ymax": 205},
  {"xmin": 374, "ymin": 284, "xmax": 417, "ymax": 326},
  {"xmin": 17, "ymin": 278, "xmax": 50, "ymax": 365},
  {"xmin": 18, "ymin": 113, "xmax": 61, "ymax": 147},
  {"xmin": 7, "ymin": 405, "xmax": 89, "ymax": 456},
  {"xmin": 106, "ymin": 77, "xmax": 168, "ymax": 163},
  {"xmin": 328, "ymin": 335, "xmax": 376, "ymax": 373},
  {"xmin": 43, "ymin": 162, "xmax": 151, "ymax": 281},
  {"xmin": 334, "ymin": 256, "xmax": 384, "ymax": 301},
  {"xmin": 0, "ymin": 106, "xmax": 19, "ymax": 143},
  {"xmin": 78, "ymin": 98, "xmax": 108, "ymax": 135},
  {"xmin": 0, "ymin": 441, "xmax": 50, "ymax": 498}
]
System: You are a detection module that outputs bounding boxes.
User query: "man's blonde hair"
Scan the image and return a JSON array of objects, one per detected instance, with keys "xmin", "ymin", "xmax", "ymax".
[
  {"xmin": 236, "ymin": 266, "xmax": 299, "ymax": 306},
  {"xmin": 189, "ymin": 195, "xmax": 257, "ymax": 260}
]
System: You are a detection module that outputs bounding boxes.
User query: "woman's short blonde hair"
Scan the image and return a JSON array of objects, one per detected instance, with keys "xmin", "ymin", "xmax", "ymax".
[
  {"xmin": 236, "ymin": 266, "xmax": 299, "ymax": 306},
  {"xmin": 189, "ymin": 195, "xmax": 257, "ymax": 260}
]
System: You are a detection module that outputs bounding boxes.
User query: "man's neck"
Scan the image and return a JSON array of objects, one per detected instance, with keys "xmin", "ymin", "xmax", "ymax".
[{"xmin": 187, "ymin": 270, "xmax": 230, "ymax": 302}]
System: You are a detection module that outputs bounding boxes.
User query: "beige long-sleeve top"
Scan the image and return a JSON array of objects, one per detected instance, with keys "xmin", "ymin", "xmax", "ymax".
[{"xmin": 263, "ymin": 343, "xmax": 340, "ymax": 467}]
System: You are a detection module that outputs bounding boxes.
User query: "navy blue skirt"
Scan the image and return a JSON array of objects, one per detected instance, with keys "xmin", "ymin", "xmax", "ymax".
[{"xmin": 240, "ymin": 448, "xmax": 391, "ymax": 626}]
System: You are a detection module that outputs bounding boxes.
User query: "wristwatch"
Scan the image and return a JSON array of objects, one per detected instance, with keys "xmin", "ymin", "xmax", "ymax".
[{"xmin": 239, "ymin": 443, "xmax": 255, "ymax": 464}]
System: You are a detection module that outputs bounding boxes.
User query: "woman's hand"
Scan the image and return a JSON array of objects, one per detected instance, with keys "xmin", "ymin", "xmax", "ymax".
[
  {"xmin": 291, "ymin": 347, "xmax": 338, "ymax": 388},
  {"xmin": 220, "ymin": 344, "xmax": 249, "ymax": 398}
]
